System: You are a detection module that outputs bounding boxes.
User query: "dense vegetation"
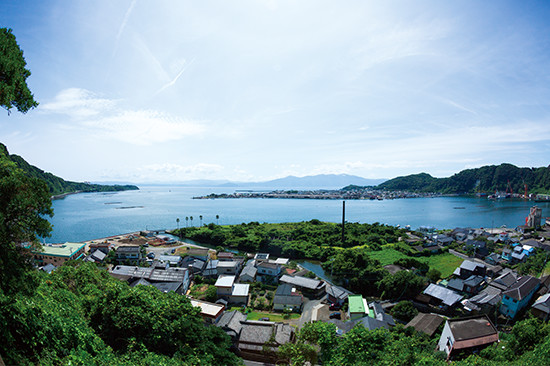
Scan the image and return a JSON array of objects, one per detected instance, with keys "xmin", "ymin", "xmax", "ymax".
[
  {"xmin": 372, "ymin": 163, "xmax": 550, "ymax": 194},
  {"xmin": 281, "ymin": 319, "xmax": 550, "ymax": 366},
  {"xmin": 173, "ymin": 220, "xmax": 404, "ymax": 261},
  {"xmin": 1, "ymin": 143, "xmax": 139, "ymax": 195},
  {"xmin": 0, "ymin": 262, "xmax": 239, "ymax": 365}
]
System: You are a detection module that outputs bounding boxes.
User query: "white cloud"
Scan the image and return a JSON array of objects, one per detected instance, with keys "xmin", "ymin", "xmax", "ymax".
[
  {"xmin": 41, "ymin": 88, "xmax": 116, "ymax": 118},
  {"xmin": 83, "ymin": 109, "xmax": 205, "ymax": 145}
]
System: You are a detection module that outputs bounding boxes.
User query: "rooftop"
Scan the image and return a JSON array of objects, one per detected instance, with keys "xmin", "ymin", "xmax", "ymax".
[
  {"xmin": 348, "ymin": 295, "xmax": 365, "ymax": 314},
  {"xmin": 279, "ymin": 275, "xmax": 324, "ymax": 290},
  {"xmin": 36, "ymin": 242, "xmax": 85, "ymax": 257},
  {"xmin": 215, "ymin": 275, "xmax": 236, "ymax": 288},
  {"xmin": 190, "ymin": 299, "xmax": 225, "ymax": 318},
  {"xmin": 503, "ymin": 275, "xmax": 540, "ymax": 301},
  {"xmin": 232, "ymin": 283, "xmax": 250, "ymax": 297},
  {"xmin": 449, "ymin": 315, "xmax": 498, "ymax": 341},
  {"xmin": 406, "ymin": 313, "xmax": 444, "ymax": 336}
]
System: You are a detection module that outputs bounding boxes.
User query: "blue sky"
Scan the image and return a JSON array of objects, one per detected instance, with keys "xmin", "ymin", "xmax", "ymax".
[{"xmin": 2, "ymin": 1, "xmax": 550, "ymax": 183}]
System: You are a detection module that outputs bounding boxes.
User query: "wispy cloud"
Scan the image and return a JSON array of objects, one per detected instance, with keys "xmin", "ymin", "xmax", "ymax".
[
  {"xmin": 41, "ymin": 88, "xmax": 117, "ymax": 118},
  {"xmin": 42, "ymin": 88, "xmax": 205, "ymax": 145},
  {"xmin": 83, "ymin": 109, "xmax": 205, "ymax": 145}
]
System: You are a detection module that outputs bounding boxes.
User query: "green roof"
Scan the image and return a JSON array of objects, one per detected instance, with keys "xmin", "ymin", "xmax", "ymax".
[
  {"xmin": 348, "ymin": 295, "xmax": 365, "ymax": 314},
  {"xmin": 36, "ymin": 242, "xmax": 85, "ymax": 257}
]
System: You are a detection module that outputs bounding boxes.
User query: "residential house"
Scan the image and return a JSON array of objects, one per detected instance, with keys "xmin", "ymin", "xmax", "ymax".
[
  {"xmin": 217, "ymin": 260, "xmax": 242, "ymax": 276},
  {"xmin": 239, "ymin": 264, "xmax": 257, "ymax": 283},
  {"xmin": 501, "ymin": 248, "xmax": 513, "ymax": 262},
  {"xmin": 215, "ymin": 275, "xmax": 250, "ymax": 305},
  {"xmin": 257, "ymin": 261, "xmax": 282, "ymax": 282},
  {"xmin": 465, "ymin": 285, "xmax": 502, "ymax": 313},
  {"xmin": 273, "ymin": 284, "xmax": 303, "ymax": 312},
  {"xmin": 111, "ymin": 265, "xmax": 190, "ymax": 294},
  {"xmin": 115, "ymin": 245, "xmax": 142, "ymax": 263},
  {"xmin": 254, "ymin": 253, "xmax": 269, "ymax": 261},
  {"xmin": 203, "ymin": 259, "xmax": 219, "ymax": 278},
  {"xmin": 484, "ymin": 253, "xmax": 501, "ymax": 266},
  {"xmin": 188, "ymin": 258, "xmax": 206, "ymax": 275},
  {"xmin": 237, "ymin": 321, "xmax": 295, "ymax": 363},
  {"xmin": 348, "ymin": 295, "xmax": 369, "ymax": 321},
  {"xmin": 186, "ymin": 247, "xmax": 210, "ymax": 261},
  {"xmin": 437, "ymin": 315, "xmax": 499, "ymax": 359},
  {"xmin": 489, "ymin": 269, "xmax": 518, "ymax": 291},
  {"xmin": 217, "ymin": 310, "xmax": 247, "ymax": 341},
  {"xmin": 463, "ymin": 240, "xmax": 489, "ymax": 258},
  {"xmin": 500, "ymin": 275, "xmax": 540, "ymax": 319},
  {"xmin": 279, "ymin": 275, "xmax": 326, "ymax": 298},
  {"xmin": 88, "ymin": 241, "xmax": 115, "ymax": 254},
  {"xmin": 453, "ymin": 260, "xmax": 486, "ymax": 279},
  {"xmin": 33, "ymin": 242, "xmax": 86, "ymax": 266},
  {"xmin": 158, "ymin": 255, "xmax": 183, "ymax": 267},
  {"xmin": 326, "ymin": 285, "xmax": 353, "ymax": 307},
  {"xmin": 406, "ymin": 313, "xmax": 444, "ymax": 337},
  {"xmin": 190, "ymin": 299, "xmax": 225, "ymax": 324},
  {"xmin": 85, "ymin": 249, "xmax": 107, "ymax": 264},
  {"xmin": 421, "ymin": 283, "xmax": 463, "ymax": 309},
  {"xmin": 447, "ymin": 275, "xmax": 485, "ymax": 295},
  {"xmin": 531, "ymin": 294, "xmax": 550, "ymax": 321},
  {"xmin": 433, "ymin": 234, "xmax": 453, "ymax": 246}
]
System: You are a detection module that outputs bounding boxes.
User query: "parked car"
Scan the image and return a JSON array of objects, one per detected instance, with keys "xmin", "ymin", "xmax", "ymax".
[
  {"xmin": 259, "ymin": 317, "xmax": 270, "ymax": 321},
  {"xmin": 329, "ymin": 303, "xmax": 341, "ymax": 311},
  {"xmin": 329, "ymin": 312, "xmax": 341, "ymax": 319},
  {"xmin": 147, "ymin": 253, "xmax": 155, "ymax": 259}
]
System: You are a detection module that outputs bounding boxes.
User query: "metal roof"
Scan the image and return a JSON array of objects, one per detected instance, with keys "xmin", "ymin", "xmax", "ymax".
[
  {"xmin": 215, "ymin": 275, "xmax": 235, "ymax": 288},
  {"xmin": 423, "ymin": 284, "xmax": 463, "ymax": 306},
  {"xmin": 348, "ymin": 295, "xmax": 365, "ymax": 314},
  {"xmin": 232, "ymin": 283, "xmax": 250, "ymax": 297},
  {"xmin": 279, "ymin": 275, "xmax": 323, "ymax": 290}
]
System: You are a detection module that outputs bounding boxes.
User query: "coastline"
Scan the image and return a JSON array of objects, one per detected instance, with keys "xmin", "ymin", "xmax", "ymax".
[{"xmin": 51, "ymin": 191, "xmax": 81, "ymax": 200}]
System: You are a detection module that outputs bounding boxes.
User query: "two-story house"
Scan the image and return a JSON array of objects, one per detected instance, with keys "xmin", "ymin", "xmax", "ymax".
[{"xmin": 500, "ymin": 275, "xmax": 540, "ymax": 319}]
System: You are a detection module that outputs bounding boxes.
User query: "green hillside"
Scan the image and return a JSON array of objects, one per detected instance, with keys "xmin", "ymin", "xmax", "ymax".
[
  {"xmin": 0, "ymin": 143, "xmax": 138, "ymax": 195},
  {"xmin": 377, "ymin": 163, "xmax": 550, "ymax": 194}
]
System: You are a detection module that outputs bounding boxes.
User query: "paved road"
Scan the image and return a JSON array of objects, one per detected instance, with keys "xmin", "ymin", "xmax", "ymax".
[{"xmin": 297, "ymin": 299, "xmax": 322, "ymax": 329}]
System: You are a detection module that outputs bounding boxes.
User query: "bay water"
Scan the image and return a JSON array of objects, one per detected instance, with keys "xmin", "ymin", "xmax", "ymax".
[{"xmin": 46, "ymin": 185, "xmax": 549, "ymax": 243}]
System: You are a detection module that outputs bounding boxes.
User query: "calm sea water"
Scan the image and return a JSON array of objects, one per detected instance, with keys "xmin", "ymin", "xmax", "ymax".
[{"xmin": 45, "ymin": 186, "xmax": 549, "ymax": 243}]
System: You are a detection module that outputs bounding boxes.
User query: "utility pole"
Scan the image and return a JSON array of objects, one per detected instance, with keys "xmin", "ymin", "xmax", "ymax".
[{"xmin": 342, "ymin": 200, "xmax": 346, "ymax": 245}]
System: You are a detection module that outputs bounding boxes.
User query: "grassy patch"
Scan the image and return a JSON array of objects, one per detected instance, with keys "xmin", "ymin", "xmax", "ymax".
[
  {"xmin": 247, "ymin": 311, "xmax": 300, "ymax": 322},
  {"xmin": 365, "ymin": 248, "xmax": 409, "ymax": 266},
  {"xmin": 364, "ymin": 248, "xmax": 463, "ymax": 279},
  {"xmin": 421, "ymin": 253, "xmax": 464, "ymax": 278},
  {"xmin": 228, "ymin": 307, "xmax": 300, "ymax": 322}
]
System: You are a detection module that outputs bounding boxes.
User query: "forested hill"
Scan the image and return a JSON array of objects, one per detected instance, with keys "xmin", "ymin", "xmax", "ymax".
[
  {"xmin": 0, "ymin": 143, "xmax": 139, "ymax": 195},
  {"xmin": 375, "ymin": 163, "xmax": 550, "ymax": 194}
]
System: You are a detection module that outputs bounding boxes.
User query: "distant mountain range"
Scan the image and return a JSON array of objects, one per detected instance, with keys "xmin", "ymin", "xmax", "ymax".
[
  {"xmin": 374, "ymin": 163, "xmax": 550, "ymax": 194},
  {"xmin": 127, "ymin": 174, "xmax": 387, "ymax": 189},
  {"xmin": 0, "ymin": 143, "xmax": 139, "ymax": 196}
]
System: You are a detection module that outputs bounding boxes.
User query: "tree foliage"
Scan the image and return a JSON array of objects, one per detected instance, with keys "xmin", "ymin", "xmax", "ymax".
[
  {"xmin": 0, "ymin": 262, "xmax": 240, "ymax": 365},
  {"xmin": 0, "ymin": 146, "xmax": 53, "ymax": 295},
  {"xmin": 174, "ymin": 220, "xmax": 404, "ymax": 261},
  {"xmin": 2, "ymin": 143, "xmax": 138, "ymax": 195},
  {"xmin": 0, "ymin": 28, "xmax": 38, "ymax": 114},
  {"xmin": 377, "ymin": 163, "xmax": 550, "ymax": 194}
]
